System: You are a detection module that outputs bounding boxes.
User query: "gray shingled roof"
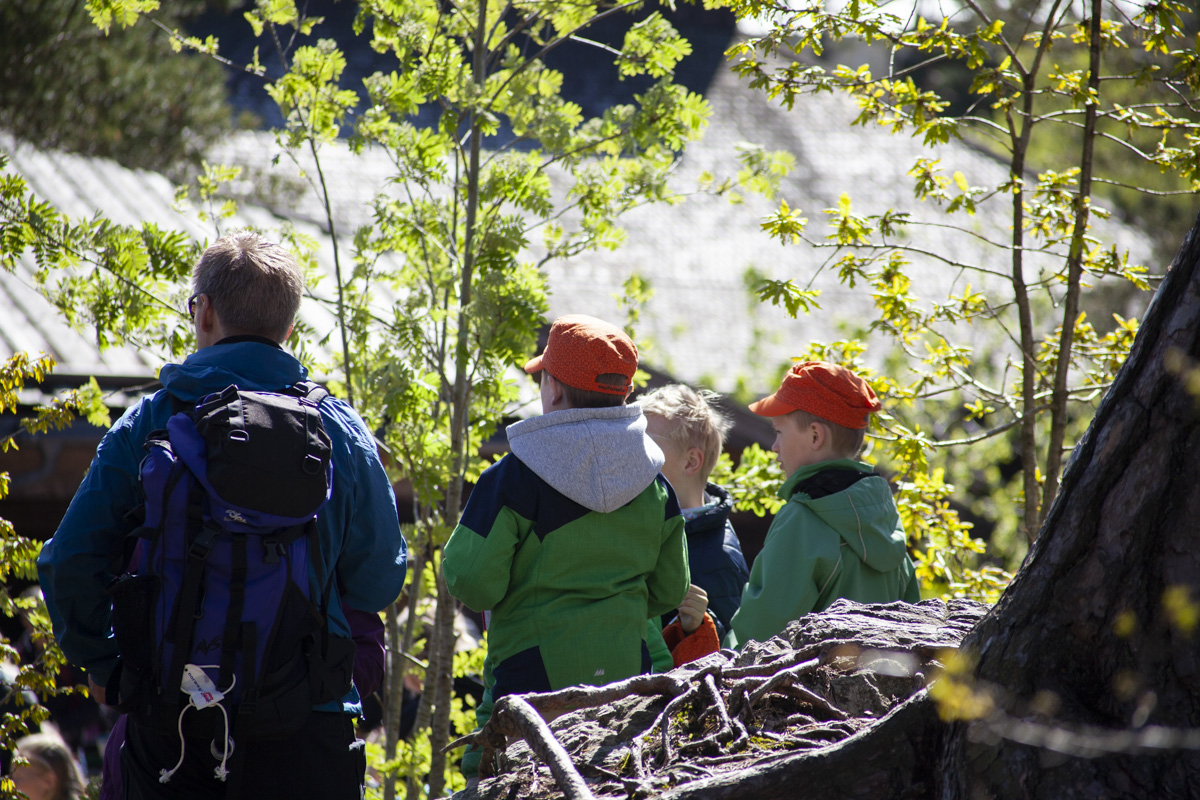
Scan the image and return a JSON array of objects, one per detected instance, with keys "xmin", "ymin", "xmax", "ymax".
[
  {"xmin": 2, "ymin": 47, "xmax": 1156, "ymax": 400},
  {"xmin": 205, "ymin": 51, "xmax": 1157, "ymax": 393},
  {"xmin": 0, "ymin": 132, "xmax": 404, "ymax": 401}
]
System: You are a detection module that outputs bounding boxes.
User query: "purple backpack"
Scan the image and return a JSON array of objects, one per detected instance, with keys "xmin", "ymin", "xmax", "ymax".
[{"xmin": 108, "ymin": 382, "xmax": 356, "ymax": 745}]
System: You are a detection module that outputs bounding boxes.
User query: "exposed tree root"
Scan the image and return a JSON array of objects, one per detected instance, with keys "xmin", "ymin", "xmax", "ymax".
[{"xmin": 449, "ymin": 600, "xmax": 984, "ymax": 800}]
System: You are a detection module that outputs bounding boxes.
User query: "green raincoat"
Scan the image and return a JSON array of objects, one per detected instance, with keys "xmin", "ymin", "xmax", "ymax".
[{"xmin": 725, "ymin": 458, "xmax": 919, "ymax": 649}]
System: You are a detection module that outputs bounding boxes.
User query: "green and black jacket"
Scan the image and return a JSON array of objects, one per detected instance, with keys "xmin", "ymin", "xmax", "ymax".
[{"xmin": 444, "ymin": 404, "xmax": 689, "ymax": 700}]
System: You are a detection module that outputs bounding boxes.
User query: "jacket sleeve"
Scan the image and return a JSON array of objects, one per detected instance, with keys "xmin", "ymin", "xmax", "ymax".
[
  {"xmin": 902, "ymin": 553, "xmax": 922, "ymax": 603},
  {"xmin": 324, "ymin": 400, "xmax": 407, "ymax": 616},
  {"xmin": 646, "ymin": 619, "xmax": 673, "ymax": 673},
  {"xmin": 725, "ymin": 502, "xmax": 822, "ymax": 650},
  {"xmin": 645, "ymin": 479, "xmax": 689, "ymax": 619},
  {"xmin": 36, "ymin": 401, "xmax": 154, "ymax": 685},
  {"xmin": 443, "ymin": 459, "xmax": 523, "ymax": 612},
  {"xmin": 344, "ymin": 604, "xmax": 386, "ymax": 699}
]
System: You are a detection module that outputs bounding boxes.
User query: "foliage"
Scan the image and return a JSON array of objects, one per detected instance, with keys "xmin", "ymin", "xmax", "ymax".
[
  {"xmin": 0, "ymin": 0, "xmax": 232, "ymax": 176},
  {"xmin": 716, "ymin": 0, "xmax": 1198, "ymax": 589},
  {"xmin": 1, "ymin": 151, "xmax": 201, "ymax": 361},
  {"xmin": 1, "ymin": 0, "xmax": 798, "ymax": 794},
  {"xmin": 0, "ymin": 353, "xmax": 110, "ymax": 793},
  {"xmin": 709, "ymin": 445, "xmax": 783, "ymax": 518}
]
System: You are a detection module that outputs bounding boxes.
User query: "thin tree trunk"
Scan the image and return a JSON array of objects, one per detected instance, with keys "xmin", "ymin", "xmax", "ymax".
[
  {"xmin": 1040, "ymin": 0, "xmax": 1102, "ymax": 522},
  {"xmin": 426, "ymin": 565, "xmax": 459, "ymax": 797},
  {"xmin": 385, "ymin": 541, "xmax": 427, "ymax": 800},
  {"xmin": 407, "ymin": 569, "xmax": 442, "ymax": 800},
  {"xmin": 1009, "ymin": 0, "xmax": 1071, "ymax": 542},
  {"xmin": 426, "ymin": 0, "xmax": 491, "ymax": 793}
]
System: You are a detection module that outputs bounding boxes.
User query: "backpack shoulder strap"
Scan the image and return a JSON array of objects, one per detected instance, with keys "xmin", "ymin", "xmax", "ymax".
[{"xmin": 288, "ymin": 380, "xmax": 330, "ymax": 406}]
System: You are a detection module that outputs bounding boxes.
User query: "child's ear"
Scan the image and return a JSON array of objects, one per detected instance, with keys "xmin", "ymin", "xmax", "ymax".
[
  {"xmin": 809, "ymin": 421, "xmax": 827, "ymax": 451},
  {"xmin": 547, "ymin": 374, "xmax": 565, "ymax": 406},
  {"xmin": 682, "ymin": 446, "xmax": 704, "ymax": 477}
]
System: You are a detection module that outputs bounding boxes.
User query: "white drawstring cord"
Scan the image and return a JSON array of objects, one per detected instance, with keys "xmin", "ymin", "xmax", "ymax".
[
  {"xmin": 158, "ymin": 670, "xmax": 236, "ymax": 784},
  {"xmin": 211, "ymin": 701, "xmax": 233, "ymax": 781},
  {"xmin": 158, "ymin": 701, "xmax": 192, "ymax": 784}
]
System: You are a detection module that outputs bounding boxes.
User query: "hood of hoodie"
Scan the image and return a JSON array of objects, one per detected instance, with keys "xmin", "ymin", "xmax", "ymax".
[
  {"xmin": 506, "ymin": 404, "xmax": 665, "ymax": 513},
  {"xmin": 159, "ymin": 341, "xmax": 307, "ymax": 402},
  {"xmin": 780, "ymin": 459, "xmax": 908, "ymax": 573}
]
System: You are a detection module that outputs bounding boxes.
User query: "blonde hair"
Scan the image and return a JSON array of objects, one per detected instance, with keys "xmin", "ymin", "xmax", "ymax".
[
  {"xmin": 639, "ymin": 384, "xmax": 731, "ymax": 479},
  {"xmin": 15, "ymin": 733, "xmax": 86, "ymax": 800},
  {"xmin": 787, "ymin": 408, "xmax": 867, "ymax": 458},
  {"xmin": 192, "ymin": 230, "xmax": 304, "ymax": 342}
]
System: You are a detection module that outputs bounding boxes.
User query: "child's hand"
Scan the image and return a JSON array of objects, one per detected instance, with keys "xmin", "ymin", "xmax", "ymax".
[{"xmin": 678, "ymin": 584, "xmax": 709, "ymax": 634}]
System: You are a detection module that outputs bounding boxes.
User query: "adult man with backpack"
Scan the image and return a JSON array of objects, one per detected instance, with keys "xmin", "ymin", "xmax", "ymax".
[{"xmin": 37, "ymin": 231, "xmax": 407, "ymax": 799}]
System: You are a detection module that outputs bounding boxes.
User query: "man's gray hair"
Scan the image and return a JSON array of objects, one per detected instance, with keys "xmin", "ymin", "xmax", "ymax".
[{"xmin": 192, "ymin": 230, "xmax": 304, "ymax": 342}]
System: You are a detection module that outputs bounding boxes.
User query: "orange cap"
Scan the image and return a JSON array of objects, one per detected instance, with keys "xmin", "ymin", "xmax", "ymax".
[
  {"xmin": 523, "ymin": 314, "xmax": 638, "ymax": 395},
  {"xmin": 749, "ymin": 361, "xmax": 881, "ymax": 429}
]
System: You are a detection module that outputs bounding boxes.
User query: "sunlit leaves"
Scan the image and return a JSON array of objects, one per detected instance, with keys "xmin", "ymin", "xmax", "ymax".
[
  {"xmin": 1162, "ymin": 585, "xmax": 1197, "ymax": 636},
  {"xmin": 929, "ymin": 649, "xmax": 996, "ymax": 721},
  {"xmin": 1136, "ymin": 0, "xmax": 1190, "ymax": 55},
  {"xmin": 268, "ymin": 40, "xmax": 358, "ymax": 144},
  {"xmin": 330, "ymin": 0, "xmax": 719, "ymax": 568},
  {"xmin": 756, "ymin": 278, "xmax": 821, "ymax": 317},
  {"xmin": 827, "ymin": 194, "xmax": 871, "ymax": 246},
  {"xmin": 760, "ymin": 199, "xmax": 808, "ymax": 243},
  {"xmin": 0, "ymin": 354, "xmax": 86, "ymax": 755},
  {"xmin": 84, "ymin": 0, "xmax": 158, "ymax": 32},
  {"xmin": 735, "ymin": 143, "xmax": 795, "ymax": 200},
  {"xmin": 710, "ymin": 445, "xmax": 784, "ymax": 517},
  {"xmin": 1, "ymin": 168, "xmax": 198, "ymax": 359},
  {"xmin": 618, "ymin": 14, "xmax": 693, "ymax": 79}
]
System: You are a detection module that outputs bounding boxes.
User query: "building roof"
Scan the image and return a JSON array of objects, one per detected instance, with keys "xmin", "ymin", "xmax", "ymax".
[
  {"xmin": 2, "ymin": 44, "xmax": 1156, "ymax": 403},
  {"xmin": 0, "ymin": 132, "xmax": 403, "ymax": 404},
  {"xmin": 204, "ymin": 47, "xmax": 1157, "ymax": 394}
]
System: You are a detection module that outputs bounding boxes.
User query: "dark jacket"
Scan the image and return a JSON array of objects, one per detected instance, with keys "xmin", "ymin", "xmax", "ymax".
[{"xmin": 681, "ymin": 483, "xmax": 749, "ymax": 639}]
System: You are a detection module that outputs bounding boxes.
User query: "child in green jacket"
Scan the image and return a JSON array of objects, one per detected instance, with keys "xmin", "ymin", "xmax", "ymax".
[
  {"xmin": 725, "ymin": 361, "xmax": 920, "ymax": 650},
  {"xmin": 444, "ymin": 314, "xmax": 690, "ymax": 777}
]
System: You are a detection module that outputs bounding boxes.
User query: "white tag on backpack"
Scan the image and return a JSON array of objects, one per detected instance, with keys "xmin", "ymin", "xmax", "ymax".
[{"xmin": 182, "ymin": 664, "xmax": 225, "ymax": 709}]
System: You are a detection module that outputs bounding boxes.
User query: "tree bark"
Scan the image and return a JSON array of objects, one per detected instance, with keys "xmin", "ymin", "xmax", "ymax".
[
  {"xmin": 936, "ymin": 217, "xmax": 1200, "ymax": 794},
  {"xmin": 660, "ymin": 693, "xmax": 942, "ymax": 800}
]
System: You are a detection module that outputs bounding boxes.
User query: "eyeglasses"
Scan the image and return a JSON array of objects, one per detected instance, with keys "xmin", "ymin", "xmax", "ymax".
[{"xmin": 187, "ymin": 293, "xmax": 200, "ymax": 321}]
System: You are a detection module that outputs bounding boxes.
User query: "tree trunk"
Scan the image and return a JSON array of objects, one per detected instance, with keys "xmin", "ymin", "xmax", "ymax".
[
  {"xmin": 1039, "ymin": 0, "xmax": 1103, "ymax": 521},
  {"xmin": 386, "ymin": 541, "xmax": 427, "ymax": 800},
  {"xmin": 935, "ymin": 214, "xmax": 1200, "ymax": 793},
  {"xmin": 427, "ymin": 564, "xmax": 459, "ymax": 797}
]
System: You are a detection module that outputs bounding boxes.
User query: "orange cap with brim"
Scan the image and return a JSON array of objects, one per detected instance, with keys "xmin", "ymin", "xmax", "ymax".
[
  {"xmin": 523, "ymin": 314, "xmax": 637, "ymax": 395},
  {"xmin": 749, "ymin": 361, "xmax": 881, "ymax": 429}
]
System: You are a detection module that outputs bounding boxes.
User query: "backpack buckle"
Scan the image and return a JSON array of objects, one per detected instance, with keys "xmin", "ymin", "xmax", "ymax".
[
  {"xmin": 263, "ymin": 538, "xmax": 283, "ymax": 565},
  {"xmin": 189, "ymin": 526, "xmax": 219, "ymax": 561}
]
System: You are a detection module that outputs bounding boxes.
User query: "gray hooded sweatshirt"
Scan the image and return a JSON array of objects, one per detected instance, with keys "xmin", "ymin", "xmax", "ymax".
[{"xmin": 506, "ymin": 404, "xmax": 665, "ymax": 512}]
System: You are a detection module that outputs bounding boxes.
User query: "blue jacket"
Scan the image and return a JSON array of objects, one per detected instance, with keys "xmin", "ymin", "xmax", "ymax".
[
  {"xmin": 36, "ymin": 341, "xmax": 408, "ymax": 708},
  {"xmin": 681, "ymin": 483, "xmax": 749, "ymax": 639}
]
